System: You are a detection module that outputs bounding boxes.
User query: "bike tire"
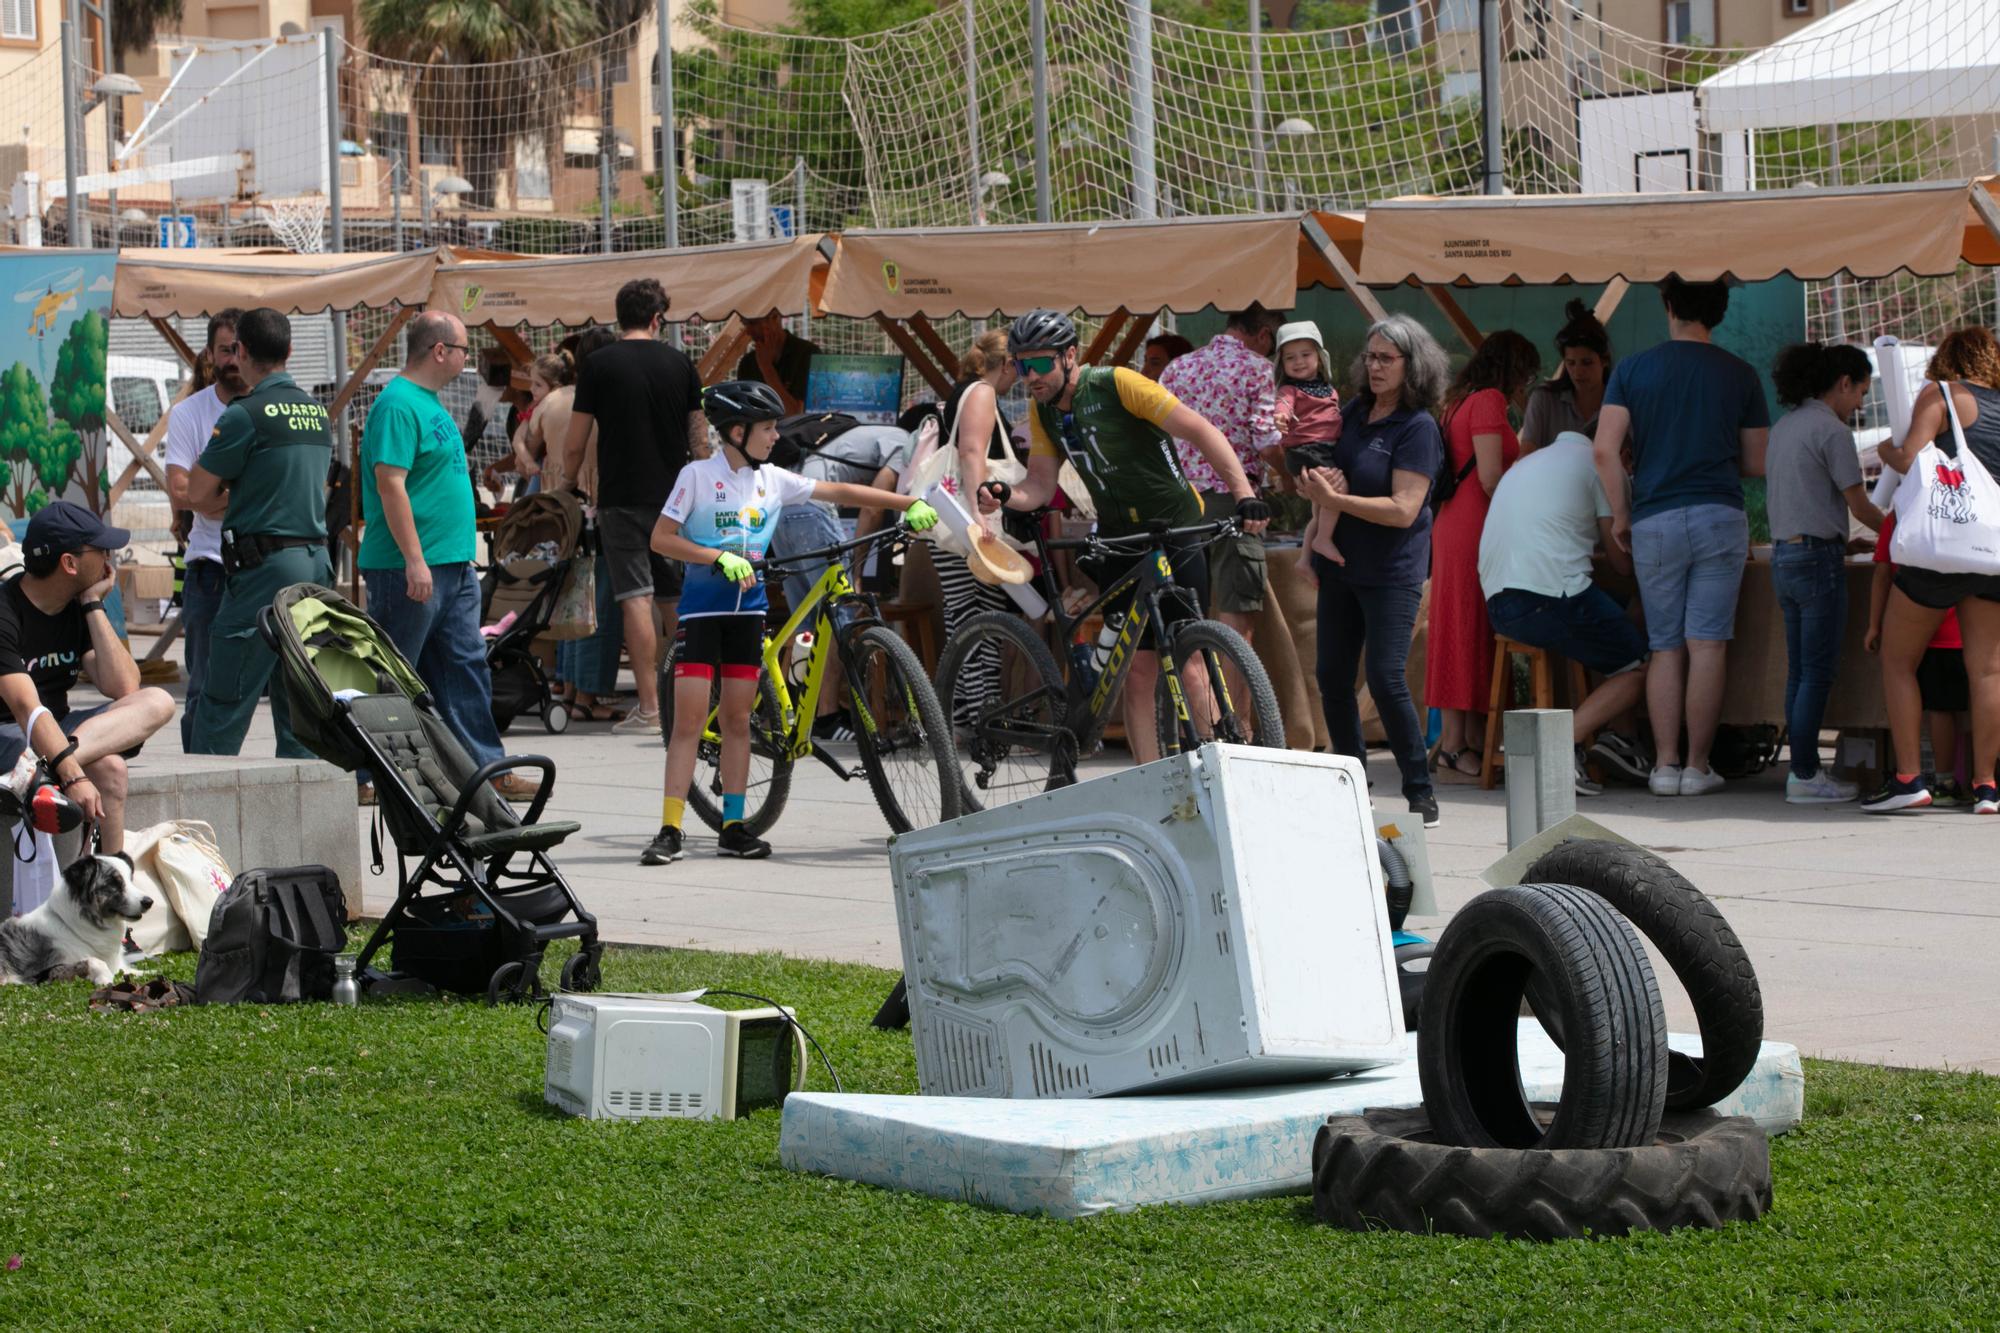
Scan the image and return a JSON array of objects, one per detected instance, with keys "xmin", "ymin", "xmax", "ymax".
[
  {"xmin": 1154, "ymin": 618, "xmax": 1286, "ymax": 757},
  {"xmin": 847, "ymin": 625, "xmax": 963, "ymax": 833},
  {"xmin": 657, "ymin": 645, "xmax": 795, "ymax": 837},
  {"xmin": 934, "ymin": 609, "xmax": 1073, "ymax": 812}
]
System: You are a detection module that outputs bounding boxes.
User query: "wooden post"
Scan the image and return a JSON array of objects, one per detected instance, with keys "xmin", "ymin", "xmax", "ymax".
[
  {"xmin": 325, "ymin": 307, "xmax": 418, "ymax": 427},
  {"xmin": 1424, "ymin": 284, "xmax": 1485, "ymax": 353},
  {"xmin": 874, "ymin": 316, "xmax": 953, "ymax": 397},
  {"xmin": 908, "ymin": 314, "xmax": 959, "ymax": 378},
  {"xmin": 1593, "ymin": 277, "xmax": 1631, "ymax": 325},
  {"xmin": 1111, "ymin": 310, "xmax": 1157, "ymax": 369},
  {"xmin": 1081, "ymin": 309, "xmax": 1130, "ymax": 366},
  {"xmin": 101, "ymin": 408, "xmax": 170, "ymax": 498},
  {"xmin": 1302, "ymin": 215, "xmax": 1388, "ymax": 324},
  {"xmin": 148, "ymin": 315, "xmax": 199, "ymax": 369},
  {"xmin": 697, "ymin": 315, "xmax": 750, "ymax": 384},
  {"xmin": 105, "ymin": 384, "xmax": 185, "ymax": 509}
]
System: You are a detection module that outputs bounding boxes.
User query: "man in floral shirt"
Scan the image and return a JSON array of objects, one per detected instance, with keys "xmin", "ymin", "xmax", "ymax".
[{"xmin": 1159, "ymin": 305, "xmax": 1286, "ymax": 638}]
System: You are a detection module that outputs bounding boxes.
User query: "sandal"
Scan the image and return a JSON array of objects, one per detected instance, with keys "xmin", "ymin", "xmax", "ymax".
[
  {"xmin": 1429, "ymin": 747, "xmax": 1483, "ymax": 782},
  {"xmin": 567, "ymin": 699, "xmax": 619, "ymax": 723}
]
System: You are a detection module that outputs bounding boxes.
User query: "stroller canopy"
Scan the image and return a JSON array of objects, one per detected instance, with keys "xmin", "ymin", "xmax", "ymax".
[
  {"xmin": 491, "ymin": 491, "xmax": 584, "ymax": 564},
  {"xmin": 270, "ymin": 582, "xmax": 430, "ymax": 772}
]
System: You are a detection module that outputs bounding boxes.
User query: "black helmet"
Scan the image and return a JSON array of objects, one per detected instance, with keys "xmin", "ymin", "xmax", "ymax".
[
  {"xmin": 703, "ymin": 379, "xmax": 785, "ymax": 432},
  {"xmin": 1007, "ymin": 309, "xmax": 1078, "ymax": 356}
]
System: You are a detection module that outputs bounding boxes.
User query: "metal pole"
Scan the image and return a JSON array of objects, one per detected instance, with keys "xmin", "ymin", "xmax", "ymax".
[
  {"xmin": 795, "ymin": 156, "xmax": 810, "ymax": 342},
  {"xmin": 101, "ymin": 0, "xmax": 116, "ymax": 227},
  {"xmin": 657, "ymin": 0, "xmax": 679, "ymax": 249},
  {"xmin": 61, "ymin": 17, "xmax": 82, "ymax": 246},
  {"xmin": 598, "ymin": 48, "xmax": 616, "ymax": 255},
  {"xmin": 1127, "ymin": 0, "xmax": 1157, "ymax": 219},
  {"xmin": 324, "ymin": 31, "xmax": 350, "ymax": 460},
  {"xmin": 1249, "ymin": 0, "xmax": 1266, "ymax": 213},
  {"xmin": 1992, "ymin": 133, "xmax": 2000, "ymax": 327},
  {"xmin": 392, "ymin": 151, "xmax": 404, "ymax": 253},
  {"xmin": 964, "ymin": 0, "xmax": 982, "ymax": 224},
  {"xmin": 1030, "ymin": 0, "xmax": 1051, "ymax": 222},
  {"xmin": 1479, "ymin": 0, "xmax": 1504, "ymax": 195}
]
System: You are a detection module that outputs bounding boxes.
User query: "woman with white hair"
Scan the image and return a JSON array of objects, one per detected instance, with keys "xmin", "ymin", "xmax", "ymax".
[{"xmin": 1297, "ymin": 314, "xmax": 1452, "ymax": 828}]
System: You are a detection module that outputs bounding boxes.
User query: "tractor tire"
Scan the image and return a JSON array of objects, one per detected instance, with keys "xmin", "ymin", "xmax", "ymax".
[
  {"xmin": 1311, "ymin": 1106, "xmax": 1772, "ymax": 1241},
  {"xmin": 1524, "ymin": 839, "xmax": 1764, "ymax": 1111},
  {"xmin": 1419, "ymin": 883, "xmax": 1666, "ymax": 1151}
]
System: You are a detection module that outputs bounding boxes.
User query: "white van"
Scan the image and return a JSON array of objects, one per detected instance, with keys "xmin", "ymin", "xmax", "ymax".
[{"xmin": 106, "ymin": 354, "xmax": 189, "ymax": 491}]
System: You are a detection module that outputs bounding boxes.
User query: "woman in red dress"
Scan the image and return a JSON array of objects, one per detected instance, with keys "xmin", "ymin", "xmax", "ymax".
[{"xmin": 1428, "ymin": 331, "xmax": 1543, "ymax": 779}]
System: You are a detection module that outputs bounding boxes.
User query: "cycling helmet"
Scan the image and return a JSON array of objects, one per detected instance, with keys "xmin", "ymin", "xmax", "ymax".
[
  {"xmin": 1007, "ymin": 309, "xmax": 1078, "ymax": 356},
  {"xmin": 702, "ymin": 379, "xmax": 786, "ymax": 432}
]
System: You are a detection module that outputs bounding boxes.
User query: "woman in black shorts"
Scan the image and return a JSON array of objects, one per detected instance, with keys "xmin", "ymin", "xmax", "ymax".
[{"xmin": 1863, "ymin": 328, "xmax": 2000, "ymax": 815}]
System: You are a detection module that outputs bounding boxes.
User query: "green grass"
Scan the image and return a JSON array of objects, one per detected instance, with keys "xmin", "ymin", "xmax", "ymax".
[{"xmin": 2, "ymin": 943, "xmax": 1996, "ymax": 1331}]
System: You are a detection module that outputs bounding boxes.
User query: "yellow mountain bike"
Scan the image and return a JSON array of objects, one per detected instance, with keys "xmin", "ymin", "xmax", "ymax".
[{"xmin": 659, "ymin": 525, "xmax": 961, "ymax": 836}]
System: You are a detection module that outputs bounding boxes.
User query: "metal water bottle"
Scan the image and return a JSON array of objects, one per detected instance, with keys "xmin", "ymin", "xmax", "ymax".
[{"xmin": 332, "ymin": 955, "xmax": 359, "ymax": 1007}]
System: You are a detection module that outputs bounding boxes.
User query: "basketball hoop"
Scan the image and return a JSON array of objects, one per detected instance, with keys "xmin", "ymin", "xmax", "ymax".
[{"xmin": 257, "ymin": 196, "xmax": 330, "ymax": 254}]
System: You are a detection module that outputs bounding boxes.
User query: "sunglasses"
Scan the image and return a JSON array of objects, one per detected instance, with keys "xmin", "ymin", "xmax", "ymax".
[{"xmin": 1014, "ymin": 354, "xmax": 1061, "ymax": 376}]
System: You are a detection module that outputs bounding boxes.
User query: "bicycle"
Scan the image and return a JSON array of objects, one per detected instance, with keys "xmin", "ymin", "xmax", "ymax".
[
  {"xmin": 658, "ymin": 524, "xmax": 961, "ymax": 836},
  {"xmin": 935, "ymin": 516, "xmax": 1284, "ymax": 809}
]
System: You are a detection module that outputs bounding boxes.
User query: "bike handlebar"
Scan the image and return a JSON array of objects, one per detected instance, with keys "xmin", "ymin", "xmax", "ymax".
[
  {"xmin": 752, "ymin": 522, "xmax": 909, "ymax": 575},
  {"xmin": 1042, "ymin": 518, "xmax": 1241, "ymax": 554}
]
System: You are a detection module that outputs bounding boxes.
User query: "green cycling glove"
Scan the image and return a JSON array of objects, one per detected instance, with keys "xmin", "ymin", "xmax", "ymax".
[
  {"xmin": 903, "ymin": 499, "xmax": 940, "ymax": 532},
  {"xmin": 715, "ymin": 552, "xmax": 755, "ymax": 584}
]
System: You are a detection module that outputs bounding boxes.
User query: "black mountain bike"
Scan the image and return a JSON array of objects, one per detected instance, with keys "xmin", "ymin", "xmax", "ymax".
[{"xmin": 934, "ymin": 517, "xmax": 1284, "ymax": 809}]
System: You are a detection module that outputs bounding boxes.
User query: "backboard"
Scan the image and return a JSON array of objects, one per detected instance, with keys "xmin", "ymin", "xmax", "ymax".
[{"xmin": 157, "ymin": 32, "xmax": 330, "ymax": 203}]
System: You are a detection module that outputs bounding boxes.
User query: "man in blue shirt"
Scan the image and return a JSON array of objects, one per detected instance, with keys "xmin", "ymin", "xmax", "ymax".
[{"xmin": 1594, "ymin": 277, "xmax": 1770, "ymax": 799}]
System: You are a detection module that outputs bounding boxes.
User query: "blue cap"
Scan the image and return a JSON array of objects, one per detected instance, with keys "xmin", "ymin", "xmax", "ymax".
[{"xmin": 24, "ymin": 500, "xmax": 131, "ymax": 564}]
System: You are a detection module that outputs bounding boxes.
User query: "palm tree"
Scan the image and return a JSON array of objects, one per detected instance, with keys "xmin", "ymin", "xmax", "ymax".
[{"xmin": 359, "ymin": 0, "xmax": 603, "ymax": 209}]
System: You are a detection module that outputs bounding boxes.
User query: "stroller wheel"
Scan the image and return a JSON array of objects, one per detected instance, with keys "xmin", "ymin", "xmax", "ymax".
[
  {"xmin": 543, "ymin": 700, "xmax": 571, "ymax": 735},
  {"xmin": 561, "ymin": 948, "xmax": 601, "ymax": 993},
  {"xmin": 486, "ymin": 960, "xmax": 542, "ymax": 1006}
]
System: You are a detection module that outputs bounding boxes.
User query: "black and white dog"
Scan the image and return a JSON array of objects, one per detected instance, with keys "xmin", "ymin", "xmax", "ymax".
[{"xmin": 0, "ymin": 852, "xmax": 150, "ymax": 985}]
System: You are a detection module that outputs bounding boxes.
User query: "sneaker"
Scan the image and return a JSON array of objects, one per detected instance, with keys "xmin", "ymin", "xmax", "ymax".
[
  {"xmin": 1574, "ymin": 746, "xmax": 1603, "ymax": 797},
  {"xmin": 4, "ymin": 749, "xmax": 36, "ymax": 804},
  {"xmin": 355, "ymin": 783, "xmax": 376, "ymax": 807},
  {"xmin": 1588, "ymin": 732, "xmax": 1652, "ymax": 784},
  {"xmin": 1860, "ymin": 776, "xmax": 1933, "ymax": 814},
  {"xmin": 612, "ymin": 707, "xmax": 662, "ymax": 736},
  {"xmin": 1407, "ymin": 793, "xmax": 1440, "ymax": 830},
  {"xmin": 1648, "ymin": 764, "xmax": 1684, "ymax": 797},
  {"xmin": 1786, "ymin": 770, "xmax": 1859, "ymax": 804},
  {"xmin": 1931, "ymin": 778, "xmax": 1969, "ymax": 808},
  {"xmin": 1679, "ymin": 766, "xmax": 1726, "ymax": 797},
  {"xmin": 811, "ymin": 711, "xmax": 858, "ymax": 743},
  {"xmin": 639, "ymin": 825, "xmax": 684, "ymax": 865},
  {"xmin": 1974, "ymin": 784, "xmax": 2000, "ymax": 816},
  {"xmin": 716, "ymin": 823, "xmax": 773, "ymax": 859}
]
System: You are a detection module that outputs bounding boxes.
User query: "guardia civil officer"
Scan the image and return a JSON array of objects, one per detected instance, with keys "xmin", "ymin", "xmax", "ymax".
[{"xmin": 184, "ymin": 307, "xmax": 334, "ymax": 756}]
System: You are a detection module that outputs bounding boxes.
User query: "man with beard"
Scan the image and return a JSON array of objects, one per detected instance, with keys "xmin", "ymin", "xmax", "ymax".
[{"xmin": 163, "ymin": 308, "xmax": 244, "ymax": 749}]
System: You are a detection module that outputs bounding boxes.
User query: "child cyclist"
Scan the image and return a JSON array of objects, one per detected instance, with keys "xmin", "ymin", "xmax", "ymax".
[
  {"xmin": 642, "ymin": 381, "xmax": 939, "ymax": 865},
  {"xmin": 1272, "ymin": 321, "xmax": 1345, "ymax": 576}
]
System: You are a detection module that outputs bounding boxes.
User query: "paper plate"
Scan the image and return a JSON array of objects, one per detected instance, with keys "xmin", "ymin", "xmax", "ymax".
[{"xmin": 966, "ymin": 530, "xmax": 1032, "ymax": 585}]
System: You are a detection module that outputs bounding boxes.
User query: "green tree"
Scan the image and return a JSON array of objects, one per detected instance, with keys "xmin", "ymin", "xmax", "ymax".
[
  {"xmin": 48, "ymin": 310, "xmax": 107, "ymax": 510},
  {"xmin": 0, "ymin": 362, "xmax": 51, "ymax": 519},
  {"xmin": 360, "ymin": 0, "xmax": 603, "ymax": 208}
]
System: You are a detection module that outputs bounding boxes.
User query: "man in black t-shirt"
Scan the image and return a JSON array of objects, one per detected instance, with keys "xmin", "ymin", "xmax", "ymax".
[
  {"xmin": 560, "ymin": 278, "xmax": 705, "ymax": 734},
  {"xmin": 0, "ymin": 503, "xmax": 175, "ymax": 856}
]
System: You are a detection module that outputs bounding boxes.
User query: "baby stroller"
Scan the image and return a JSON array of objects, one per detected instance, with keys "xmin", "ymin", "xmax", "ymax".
[
  {"xmin": 260, "ymin": 582, "xmax": 603, "ymax": 1003},
  {"xmin": 482, "ymin": 490, "xmax": 586, "ymax": 736}
]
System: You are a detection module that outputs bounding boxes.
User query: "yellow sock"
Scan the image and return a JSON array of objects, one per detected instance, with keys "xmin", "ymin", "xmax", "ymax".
[{"xmin": 661, "ymin": 796, "xmax": 685, "ymax": 830}]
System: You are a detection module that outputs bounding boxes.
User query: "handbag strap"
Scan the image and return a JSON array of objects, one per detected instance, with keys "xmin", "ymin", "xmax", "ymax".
[{"xmin": 1941, "ymin": 380, "xmax": 1973, "ymax": 458}]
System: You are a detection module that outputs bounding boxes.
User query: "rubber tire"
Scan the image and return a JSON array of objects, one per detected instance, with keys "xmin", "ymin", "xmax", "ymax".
[
  {"xmin": 560, "ymin": 948, "xmax": 601, "ymax": 993},
  {"xmin": 486, "ymin": 960, "xmax": 542, "ymax": 1006},
  {"xmin": 845, "ymin": 625, "xmax": 963, "ymax": 833},
  {"xmin": 1419, "ymin": 883, "xmax": 1667, "ymax": 1151},
  {"xmin": 1153, "ymin": 619, "xmax": 1286, "ymax": 757},
  {"xmin": 1394, "ymin": 939, "xmax": 1433, "ymax": 1032},
  {"xmin": 542, "ymin": 700, "xmax": 571, "ymax": 734},
  {"xmin": 1311, "ymin": 1106, "xmax": 1773, "ymax": 1241},
  {"xmin": 935, "ymin": 609, "xmax": 1073, "ymax": 811},
  {"xmin": 1524, "ymin": 839, "xmax": 1764, "ymax": 1111},
  {"xmin": 658, "ymin": 644, "xmax": 795, "ymax": 837}
]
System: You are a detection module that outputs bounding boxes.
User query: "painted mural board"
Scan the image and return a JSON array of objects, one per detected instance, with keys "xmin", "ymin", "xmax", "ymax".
[{"xmin": 1, "ymin": 252, "xmax": 120, "ymax": 528}]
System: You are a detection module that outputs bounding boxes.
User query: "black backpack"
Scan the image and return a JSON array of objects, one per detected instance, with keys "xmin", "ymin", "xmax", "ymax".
[
  {"xmin": 1430, "ymin": 400, "xmax": 1480, "ymax": 511},
  {"xmin": 194, "ymin": 866, "xmax": 349, "ymax": 1004},
  {"xmin": 772, "ymin": 411, "xmax": 862, "ymax": 470}
]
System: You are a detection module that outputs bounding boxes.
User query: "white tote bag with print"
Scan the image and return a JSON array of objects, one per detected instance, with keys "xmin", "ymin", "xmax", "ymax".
[{"xmin": 1889, "ymin": 383, "xmax": 2000, "ymax": 576}]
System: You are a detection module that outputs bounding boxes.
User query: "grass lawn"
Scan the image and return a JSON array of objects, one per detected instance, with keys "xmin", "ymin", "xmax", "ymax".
[{"xmin": 2, "ymin": 941, "xmax": 1996, "ymax": 1331}]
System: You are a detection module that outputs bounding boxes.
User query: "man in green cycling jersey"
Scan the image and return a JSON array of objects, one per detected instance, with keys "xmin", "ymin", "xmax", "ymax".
[{"xmin": 978, "ymin": 309, "xmax": 1270, "ymax": 763}]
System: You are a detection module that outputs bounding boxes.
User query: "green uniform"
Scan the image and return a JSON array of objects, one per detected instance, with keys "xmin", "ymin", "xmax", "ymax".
[
  {"xmin": 357, "ymin": 375, "xmax": 477, "ymax": 570},
  {"xmin": 189, "ymin": 370, "xmax": 333, "ymax": 757},
  {"xmin": 1027, "ymin": 366, "xmax": 1204, "ymax": 536}
]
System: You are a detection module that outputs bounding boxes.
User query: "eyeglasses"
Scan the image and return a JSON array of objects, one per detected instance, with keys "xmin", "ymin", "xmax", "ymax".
[
  {"xmin": 440, "ymin": 343, "xmax": 471, "ymax": 355},
  {"xmin": 1362, "ymin": 351, "xmax": 1404, "ymax": 368},
  {"xmin": 1014, "ymin": 354, "xmax": 1060, "ymax": 376}
]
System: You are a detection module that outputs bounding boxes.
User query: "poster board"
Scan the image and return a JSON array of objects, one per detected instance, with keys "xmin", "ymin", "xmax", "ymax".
[
  {"xmin": 2, "ymin": 251, "xmax": 120, "ymax": 525},
  {"xmin": 806, "ymin": 354, "xmax": 905, "ymax": 424}
]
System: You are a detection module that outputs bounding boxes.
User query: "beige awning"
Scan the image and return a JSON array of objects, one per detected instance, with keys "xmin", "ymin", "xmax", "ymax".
[
  {"xmin": 1360, "ymin": 178, "xmax": 2000, "ymax": 287},
  {"xmin": 432, "ymin": 235, "xmax": 824, "ymax": 327},
  {"xmin": 821, "ymin": 215, "xmax": 1317, "ymax": 320},
  {"xmin": 111, "ymin": 247, "xmax": 443, "ymax": 318}
]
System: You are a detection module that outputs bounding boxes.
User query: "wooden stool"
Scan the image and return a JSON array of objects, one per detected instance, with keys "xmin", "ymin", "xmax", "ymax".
[
  {"xmin": 878, "ymin": 599, "xmax": 941, "ymax": 677},
  {"xmin": 1480, "ymin": 636, "xmax": 1590, "ymax": 791}
]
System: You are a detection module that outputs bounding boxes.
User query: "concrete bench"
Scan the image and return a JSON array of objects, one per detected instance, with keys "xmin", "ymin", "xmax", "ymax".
[{"xmin": 0, "ymin": 756, "xmax": 361, "ymax": 920}]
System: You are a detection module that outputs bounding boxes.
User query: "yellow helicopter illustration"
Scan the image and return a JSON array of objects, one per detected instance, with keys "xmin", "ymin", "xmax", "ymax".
[{"xmin": 15, "ymin": 268, "xmax": 85, "ymax": 338}]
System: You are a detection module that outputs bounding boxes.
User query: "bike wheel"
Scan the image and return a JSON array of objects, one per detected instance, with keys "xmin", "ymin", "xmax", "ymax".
[
  {"xmin": 657, "ymin": 645, "xmax": 795, "ymax": 836},
  {"xmin": 935, "ymin": 610, "xmax": 1073, "ymax": 811},
  {"xmin": 1155, "ymin": 618, "xmax": 1285, "ymax": 756},
  {"xmin": 846, "ymin": 625, "xmax": 962, "ymax": 833}
]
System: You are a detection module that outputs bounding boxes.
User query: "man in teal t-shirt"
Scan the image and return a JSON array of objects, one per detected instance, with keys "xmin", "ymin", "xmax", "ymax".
[{"xmin": 358, "ymin": 311, "xmax": 528, "ymax": 800}]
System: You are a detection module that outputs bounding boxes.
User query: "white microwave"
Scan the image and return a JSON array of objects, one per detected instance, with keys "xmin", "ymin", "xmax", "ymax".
[{"xmin": 544, "ymin": 993, "xmax": 807, "ymax": 1121}]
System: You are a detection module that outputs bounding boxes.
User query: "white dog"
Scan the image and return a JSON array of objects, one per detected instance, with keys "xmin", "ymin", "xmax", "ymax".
[{"xmin": 0, "ymin": 852, "xmax": 150, "ymax": 985}]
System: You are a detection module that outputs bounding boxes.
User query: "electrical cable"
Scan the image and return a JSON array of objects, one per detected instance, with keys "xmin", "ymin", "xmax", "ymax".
[{"xmin": 700, "ymin": 988, "xmax": 844, "ymax": 1094}]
